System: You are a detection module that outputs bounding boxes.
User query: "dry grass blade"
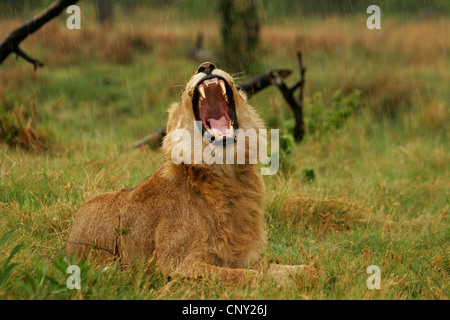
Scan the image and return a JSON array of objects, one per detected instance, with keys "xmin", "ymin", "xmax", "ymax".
[
  {"xmin": 0, "ymin": 104, "xmax": 47, "ymax": 152},
  {"xmin": 277, "ymin": 194, "xmax": 370, "ymax": 233}
]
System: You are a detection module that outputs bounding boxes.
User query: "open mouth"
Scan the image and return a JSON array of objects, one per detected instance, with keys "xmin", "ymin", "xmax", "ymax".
[{"xmin": 192, "ymin": 75, "xmax": 237, "ymax": 145}]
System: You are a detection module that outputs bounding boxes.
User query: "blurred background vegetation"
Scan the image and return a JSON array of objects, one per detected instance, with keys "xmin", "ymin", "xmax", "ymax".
[
  {"xmin": 0, "ymin": 1, "xmax": 448, "ymax": 299},
  {"xmin": 2, "ymin": 0, "xmax": 450, "ymax": 16}
]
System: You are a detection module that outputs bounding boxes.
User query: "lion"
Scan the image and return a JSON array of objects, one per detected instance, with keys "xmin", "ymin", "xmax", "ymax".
[{"xmin": 67, "ymin": 62, "xmax": 310, "ymax": 285}]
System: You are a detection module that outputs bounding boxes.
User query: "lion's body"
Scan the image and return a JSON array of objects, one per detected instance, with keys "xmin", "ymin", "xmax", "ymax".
[
  {"xmin": 68, "ymin": 161, "xmax": 266, "ymax": 273},
  {"xmin": 68, "ymin": 64, "xmax": 309, "ymax": 283}
]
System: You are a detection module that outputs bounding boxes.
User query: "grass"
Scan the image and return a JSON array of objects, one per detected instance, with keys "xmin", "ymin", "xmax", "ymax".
[{"xmin": 0, "ymin": 4, "xmax": 448, "ymax": 299}]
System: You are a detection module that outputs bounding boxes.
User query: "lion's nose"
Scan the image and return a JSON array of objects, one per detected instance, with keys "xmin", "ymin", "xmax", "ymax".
[{"xmin": 197, "ymin": 62, "xmax": 215, "ymax": 75}]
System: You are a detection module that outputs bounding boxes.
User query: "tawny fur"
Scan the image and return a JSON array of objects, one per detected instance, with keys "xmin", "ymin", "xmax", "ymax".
[{"xmin": 67, "ymin": 65, "xmax": 310, "ymax": 284}]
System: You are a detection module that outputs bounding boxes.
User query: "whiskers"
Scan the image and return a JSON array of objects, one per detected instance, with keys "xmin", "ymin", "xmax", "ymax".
[{"xmin": 230, "ymin": 70, "xmax": 249, "ymax": 81}]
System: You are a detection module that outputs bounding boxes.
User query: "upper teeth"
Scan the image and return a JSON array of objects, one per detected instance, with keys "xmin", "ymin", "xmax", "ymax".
[
  {"xmin": 198, "ymin": 78, "xmax": 227, "ymax": 100},
  {"xmin": 204, "ymin": 78, "xmax": 218, "ymax": 86}
]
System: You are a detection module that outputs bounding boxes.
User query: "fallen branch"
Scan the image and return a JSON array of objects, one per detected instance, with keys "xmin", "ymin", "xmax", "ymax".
[
  {"xmin": 131, "ymin": 125, "xmax": 167, "ymax": 149},
  {"xmin": 0, "ymin": 0, "xmax": 80, "ymax": 69}
]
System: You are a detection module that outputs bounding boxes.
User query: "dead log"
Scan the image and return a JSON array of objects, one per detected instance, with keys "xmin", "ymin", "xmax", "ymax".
[{"xmin": 0, "ymin": 0, "xmax": 80, "ymax": 69}]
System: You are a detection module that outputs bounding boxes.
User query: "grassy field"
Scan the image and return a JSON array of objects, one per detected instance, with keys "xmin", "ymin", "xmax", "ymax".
[{"xmin": 0, "ymin": 4, "xmax": 448, "ymax": 299}]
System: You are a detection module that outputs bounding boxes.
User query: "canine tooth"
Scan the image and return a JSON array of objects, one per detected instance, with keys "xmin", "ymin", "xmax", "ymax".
[
  {"xmin": 227, "ymin": 127, "xmax": 234, "ymax": 137},
  {"xmin": 213, "ymin": 130, "xmax": 221, "ymax": 141},
  {"xmin": 219, "ymin": 81, "xmax": 226, "ymax": 96},
  {"xmin": 198, "ymin": 85, "xmax": 206, "ymax": 99}
]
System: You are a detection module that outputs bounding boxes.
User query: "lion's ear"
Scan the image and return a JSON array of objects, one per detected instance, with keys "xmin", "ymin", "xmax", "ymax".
[{"xmin": 179, "ymin": 87, "xmax": 186, "ymax": 97}]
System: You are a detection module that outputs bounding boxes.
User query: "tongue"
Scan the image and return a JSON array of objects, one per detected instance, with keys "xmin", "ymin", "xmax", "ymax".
[{"xmin": 208, "ymin": 116, "xmax": 228, "ymax": 136}]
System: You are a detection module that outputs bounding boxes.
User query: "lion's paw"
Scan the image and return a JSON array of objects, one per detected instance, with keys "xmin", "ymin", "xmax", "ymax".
[{"xmin": 266, "ymin": 264, "xmax": 314, "ymax": 288}]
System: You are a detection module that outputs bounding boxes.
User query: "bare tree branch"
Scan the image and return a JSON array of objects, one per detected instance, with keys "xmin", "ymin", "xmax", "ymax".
[
  {"xmin": 0, "ymin": 0, "xmax": 80, "ymax": 68},
  {"xmin": 14, "ymin": 47, "xmax": 44, "ymax": 70},
  {"xmin": 272, "ymin": 51, "xmax": 306, "ymax": 142},
  {"xmin": 237, "ymin": 69, "xmax": 292, "ymax": 98}
]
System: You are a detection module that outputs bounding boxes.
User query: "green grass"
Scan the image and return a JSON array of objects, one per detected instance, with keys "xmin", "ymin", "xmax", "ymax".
[{"xmin": 0, "ymin": 6, "xmax": 448, "ymax": 299}]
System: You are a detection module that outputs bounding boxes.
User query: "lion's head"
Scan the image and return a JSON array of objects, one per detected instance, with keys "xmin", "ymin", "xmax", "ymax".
[{"xmin": 162, "ymin": 62, "xmax": 266, "ymax": 165}]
